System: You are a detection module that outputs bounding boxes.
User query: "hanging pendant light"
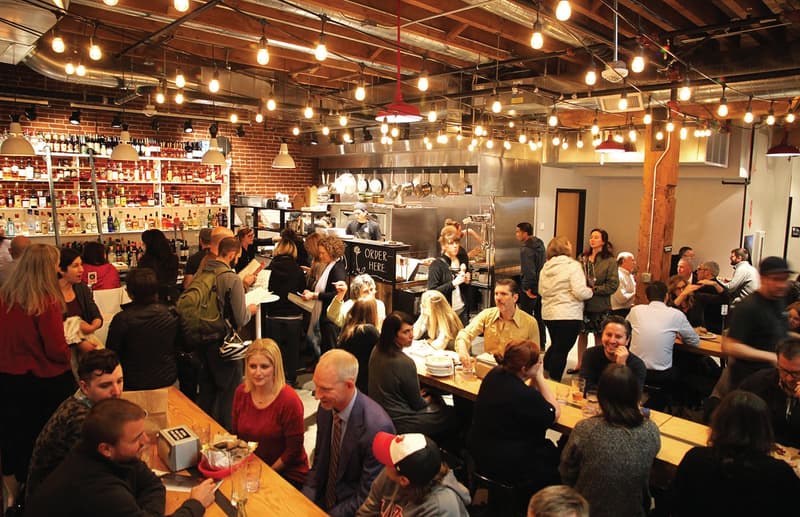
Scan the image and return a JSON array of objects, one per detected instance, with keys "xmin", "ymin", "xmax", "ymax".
[
  {"xmin": 766, "ymin": 131, "xmax": 800, "ymax": 158},
  {"xmin": 110, "ymin": 124, "xmax": 139, "ymax": 161},
  {"xmin": 595, "ymin": 133, "xmax": 626, "ymax": 153},
  {"xmin": 272, "ymin": 138, "xmax": 296, "ymax": 168},
  {"xmin": 0, "ymin": 115, "xmax": 36, "ymax": 156},
  {"xmin": 202, "ymin": 123, "xmax": 226, "ymax": 166},
  {"xmin": 376, "ymin": 0, "xmax": 422, "ymax": 123}
]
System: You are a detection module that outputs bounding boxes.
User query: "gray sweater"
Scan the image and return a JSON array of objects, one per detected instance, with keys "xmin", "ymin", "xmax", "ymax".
[
  {"xmin": 202, "ymin": 259, "xmax": 251, "ymax": 329},
  {"xmin": 560, "ymin": 416, "xmax": 660, "ymax": 517},
  {"xmin": 356, "ymin": 469, "xmax": 470, "ymax": 517}
]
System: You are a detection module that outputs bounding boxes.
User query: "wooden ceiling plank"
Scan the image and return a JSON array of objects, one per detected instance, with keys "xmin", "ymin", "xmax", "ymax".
[
  {"xmin": 617, "ymin": 0, "xmax": 677, "ymax": 31},
  {"xmin": 661, "ymin": 0, "xmax": 721, "ymax": 26}
]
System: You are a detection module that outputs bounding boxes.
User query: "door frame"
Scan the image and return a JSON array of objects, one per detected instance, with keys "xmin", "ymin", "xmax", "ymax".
[{"xmin": 554, "ymin": 188, "xmax": 587, "ymax": 256}]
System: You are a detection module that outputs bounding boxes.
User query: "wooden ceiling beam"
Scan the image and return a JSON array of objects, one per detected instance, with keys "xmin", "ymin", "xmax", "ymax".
[{"xmin": 661, "ymin": 0, "xmax": 722, "ymax": 26}]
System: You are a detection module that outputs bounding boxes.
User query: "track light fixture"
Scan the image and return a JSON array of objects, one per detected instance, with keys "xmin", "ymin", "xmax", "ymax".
[
  {"xmin": 183, "ymin": 119, "xmax": 193, "ymax": 133},
  {"xmin": 69, "ymin": 109, "xmax": 81, "ymax": 125},
  {"xmin": 236, "ymin": 124, "xmax": 245, "ymax": 137},
  {"xmin": 111, "ymin": 113, "xmax": 122, "ymax": 129},
  {"xmin": 24, "ymin": 105, "xmax": 37, "ymax": 121}
]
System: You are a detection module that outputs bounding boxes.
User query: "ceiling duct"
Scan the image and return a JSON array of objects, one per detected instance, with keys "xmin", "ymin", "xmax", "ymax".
[
  {"xmin": 596, "ymin": 92, "xmax": 643, "ymax": 113},
  {"xmin": 0, "ymin": 0, "xmax": 63, "ymax": 65}
]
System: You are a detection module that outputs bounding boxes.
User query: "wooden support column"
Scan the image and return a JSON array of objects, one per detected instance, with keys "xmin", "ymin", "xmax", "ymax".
[{"xmin": 636, "ymin": 122, "xmax": 682, "ymax": 300}]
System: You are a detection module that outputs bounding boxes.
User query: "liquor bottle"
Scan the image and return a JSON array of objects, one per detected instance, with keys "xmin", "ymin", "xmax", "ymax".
[
  {"xmin": 79, "ymin": 212, "xmax": 87, "ymax": 233},
  {"xmin": 204, "ymin": 191, "xmax": 211, "ymax": 206},
  {"xmin": 5, "ymin": 214, "xmax": 14, "ymax": 236},
  {"xmin": 113, "ymin": 212, "xmax": 120, "ymax": 232},
  {"xmin": 120, "ymin": 187, "xmax": 127, "ymax": 207},
  {"xmin": 106, "ymin": 211, "xmax": 114, "ymax": 233},
  {"xmin": 33, "ymin": 210, "xmax": 42, "ymax": 234},
  {"xmin": 26, "ymin": 209, "xmax": 35, "ymax": 235},
  {"xmin": 65, "ymin": 212, "xmax": 75, "ymax": 233},
  {"xmin": 206, "ymin": 209, "xmax": 212, "ymax": 228}
]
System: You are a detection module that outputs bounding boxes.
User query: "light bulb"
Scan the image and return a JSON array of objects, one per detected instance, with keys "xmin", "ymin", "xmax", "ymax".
[
  {"xmin": 485, "ymin": 138, "xmax": 494, "ymax": 149},
  {"xmin": 561, "ymin": 139, "xmax": 568, "ymax": 150},
  {"xmin": 591, "ymin": 120, "xmax": 599, "ymax": 136},
  {"xmin": 631, "ymin": 55, "xmax": 645, "ymax": 74},
  {"xmin": 491, "ymin": 98, "xmax": 502, "ymax": 113},
  {"xmin": 555, "ymin": 1, "xmax": 571, "ymax": 21},
  {"xmin": 103, "ymin": 0, "xmax": 118, "ymax": 5},
  {"xmin": 614, "ymin": 133, "xmax": 624, "ymax": 143},
  {"xmin": 530, "ymin": 24, "xmax": 543, "ymax": 50},
  {"xmin": 787, "ymin": 112, "xmax": 796, "ymax": 124},
  {"xmin": 475, "ymin": 124, "xmax": 484, "ymax": 137},
  {"xmin": 585, "ymin": 68, "xmax": 597, "ymax": 86},
  {"xmin": 628, "ymin": 128, "xmax": 637, "ymax": 141},
  {"xmin": 385, "ymin": 136, "xmax": 393, "ymax": 145},
  {"xmin": 89, "ymin": 42, "xmax": 102, "ymax": 61},
  {"xmin": 666, "ymin": 120, "xmax": 675, "ymax": 132},
  {"xmin": 76, "ymin": 64, "xmax": 86, "ymax": 76},
  {"xmin": 380, "ymin": 122, "xmax": 389, "ymax": 134},
  {"xmin": 339, "ymin": 114, "xmax": 348, "ymax": 127},
  {"xmin": 717, "ymin": 99, "xmax": 728, "ymax": 117},
  {"xmin": 678, "ymin": 85, "xmax": 691, "ymax": 102},
  {"xmin": 456, "ymin": 131, "xmax": 463, "ymax": 141},
  {"xmin": 175, "ymin": 70, "xmax": 185, "ymax": 88},
  {"xmin": 423, "ymin": 134, "xmax": 430, "ymax": 145},
  {"xmin": 209, "ymin": 77, "xmax": 220, "ymax": 93},
  {"xmin": 418, "ymin": 74, "xmax": 429, "ymax": 92},
  {"xmin": 390, "ymin": 126, "xmax": 399, "ymax": 138},
  {"xmin": 428, "ymin": 110, "xmax": 437, "ymax": 123},
  {"xmin": 303, "ymin": 105, "xmax": 313, "ymax": 119},
  {"xmin": 255, "ymin": 112, "xmax": 263, "ymax": 123},
  {"xmin": 266, "ymin": 98, "xmax": 276, "ymax": 111},
  {"xmin": 156, "ymin": 91, "xmax": 166, "ymax": 104},
  {"xmin": 468, "ymin": 144, "xmax": 475, "ymax": 152},
  {"xmin": 292, "ymin": 126, "xmax": 300, "ymax": 136},
  {"xmin": 315, "ymin": 41, "xmax": 327, "ymax": 62},
  {"xmin": 504, "ymin": 139, "xmax": 512, "ymax": 150},
  {"xmin": 65, "ymin": 61, "xmax": 75, "ymax": 75},
  {"xmin": 343, "ymin": 132, "xmax": 352, "ymax": 143},
  {"xmin": 257, "ymin": 46, "xmax": 269, "ymax": 66},
  {"xmin": 518, "ymin": 133, "xmax": 527, "ymax": 144},
  {"xmin": 322, "ymin": 126, "xmax": 330, "ymax": 136},
  {"xmin": 679, "ymin": 127, "xmax": 688, "ymax": 140},
  {"xmin": 618, "ymin": 94, "xmax": 628, "ymax": 111},
  {"xmin": 175, "ymin": 90, "xmax": 184, "ymax": 104},
  {"xmin": 52, "ymin": 36, "xmax": 65, "ymax": 53},
  {"xmin": 508, "ymin": 121, "xmax": 515, "ymax": 128},
  {"xmin": 643, "ymin": 111, "xmax": 652, "ymax": 125},
  {"xmin": 355, "ymin": 84, "xmax": 366, "ymax": 101},
  {"xmin": 766, "ymin": 111, "xmax": 775, "ymax": 125},
  {"xmin": 656, "ymin": 130, "xmax": 664, "ymax": 141},
  {"xmin": 529, "ymin": 140, "xmax": 537, "ymax": 150},
  {"xmin": 230, "ymin": 113, "xmax": 238, "ymax": 124},
  {"xmin": 576, "ymin": 137, "xmax": 584, "ymax": 148},
  {"xmin": 548, "ymin": 110, "xmax": 558, "ymax": 127},
  {"xmin": 174, "ymin": 0, "xmax": 189, "ymax": 12},
  {"xmin": 470, "ymin": 138, "xmax": 478, "ymax": 147},
  {"xmin": 438, "ymin": 132, "xmax": 449, "ymax": 144},
  {"xmin": 552, "ymin": 135, "xmax": 560, "ymax": 146},
  {"xmin": 744, "ymin": 109, "xmax": 753, "ymax": 124}
]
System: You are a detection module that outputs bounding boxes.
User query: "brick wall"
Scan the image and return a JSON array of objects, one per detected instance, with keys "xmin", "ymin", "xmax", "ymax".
[{"xmin": 0, "ymin": 63, "xmax": 318, "ymax": 201}]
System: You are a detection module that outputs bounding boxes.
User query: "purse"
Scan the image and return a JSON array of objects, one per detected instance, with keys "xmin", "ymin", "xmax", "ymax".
[{"xmin": 218, "ymin": 325, "xmax": 251, "ymax": 361}]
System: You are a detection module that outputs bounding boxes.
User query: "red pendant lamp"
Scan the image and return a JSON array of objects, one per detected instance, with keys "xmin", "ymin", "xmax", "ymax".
[{"xmin": 375, "ymin": 0, "xmax": 422, "ymax": 123}]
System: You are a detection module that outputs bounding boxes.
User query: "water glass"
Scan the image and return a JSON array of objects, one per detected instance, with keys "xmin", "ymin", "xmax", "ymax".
[
  {"xmin": 245, "ymin": 458, "xmax": 261, "ymax": 493},
  {"xmin": 555, "ymin": 384, "xmax": 570, "ymax": 404},
  {"xmin": 582, "ymin": 389, "xmax": 599, "ymax": 417},
  {"xmin": 461, "ymin": 356, "xmax": 476, "ymax": 379}
]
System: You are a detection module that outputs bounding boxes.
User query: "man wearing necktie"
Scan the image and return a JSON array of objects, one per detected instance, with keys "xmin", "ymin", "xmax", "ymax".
[{"xmin": 302, "ymin": 349, "xmax": 395, "ymax": 516}]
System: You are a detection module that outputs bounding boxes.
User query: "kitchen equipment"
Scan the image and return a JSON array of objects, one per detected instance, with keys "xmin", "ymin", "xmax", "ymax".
[
  {"xmin": 357, "ymin": 173, "xmax": 368, "ymax": 193},
  {"xmin": 385, "ymin": 170, "xmax": 399, "ymax": 201},
  {"xmin": 157, "ymin": 425, "xmax": 200, "ymax": 472},
  {"xmin": 420, "ymin": 170, "xmax": 433, "ymax": 197},
  {"xmin": 369, "ymin": 170, "xmax": 383, "ymax": 193},
  {"xmin": 440, "ymin": 169, "xmax": 451, "ymax": 195},
  {"xmin": 401, "ymin": 170, "xmax": 414, "ymax": 197}
]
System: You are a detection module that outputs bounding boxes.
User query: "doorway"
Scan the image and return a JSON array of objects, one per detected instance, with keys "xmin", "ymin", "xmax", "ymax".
[{"xmin": 555, "ymin": 189, "xmax": 586, "ymax": 256}]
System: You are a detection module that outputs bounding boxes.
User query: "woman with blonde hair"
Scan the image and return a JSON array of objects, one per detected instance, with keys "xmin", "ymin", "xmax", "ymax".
[
  {"xmin": 232, "ymin": 339, "xmax": 309, "ymax": 488},
  {"xmin": 0, "ymin": 244, "xmax": 73, "ymax": 508},
  {"xmin": 539, "ymin": 236, "xmax": 593, "ymax": 380},
  {"xmin": 413, "ymin": 290, "xmax": 463, "ymax": 350}
]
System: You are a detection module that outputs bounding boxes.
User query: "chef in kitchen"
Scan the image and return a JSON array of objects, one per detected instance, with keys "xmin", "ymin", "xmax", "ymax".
[{"xmin": 346, "ymin": 203, "xmax": 382, "ymax": 241}]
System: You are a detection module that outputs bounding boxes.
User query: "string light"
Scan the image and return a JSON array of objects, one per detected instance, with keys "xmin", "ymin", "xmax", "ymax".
[
  {"xmin": 230, "ymin": 113, "xmax": 238, "ymax": 124},
  {"xmin": 485, "ymin": 137, "xmax": 494, "ymax": 149},
  {"xmin": 339, "ymin": 113, "xmax": 348, "ymax": 127},
  {"xmin": 209, "ymin": 68, "xmax": 220, "ymax": 93},
  {"xmin": 390, "ymin": 125, "xmax": 399, "ymax": 138},
  {"xmin": 175, "ymin": 69, "xmax": 186, "ymax": 88},
  {"xmin": 530, "ymin": 9, "xmax": 543, "ymax": 50},
  {"xmin": 679, "ymin": 126, "xmax": 688, "ymax": 140},
  {"xmin": 555, "ymin": 1, "xmax": 571, "ymax": 21},
  {"xmin": 89, "ymin": 39, "xmax": 102, "ymax": 61},
  {"xmin": 417, "ymin": 57, "xmax": 429, "ymax": 91},
  {"xmin": 717, "ymin": 85, "xmax": 728, "ymax": 118},
  {"xmin": 504, "ymin": 139, "xmax": 512, "ymax": 150},
  {"xmin": 255, "ymin": 112, "xmax": 263, "ymax": 123},
  {"xmin": 474, "ymin": 124, "xmax": 484, "ymax": 137},
  {"xmin": 75, "ymin": 63, "xmax": 86, "ymax": 76},
  {"xmin": 591, "ymin": 112, "xmax": 599, "ymax": 135},
  {"xmin": 257, "ymin": 20, "xmax": 270, "ymax": 65},
  {"xmin": 618, "ymin": 91, "xmax": 628, "ymax": 111},
  {"xmin": 355, "ymin": 64, "xmax": 366, "ymax": 101},
  {"xmin": 786, "ymin": 103, "xmax": 796, "ymax": 124},
  {"xmin": 548, "ymin": 106, "xmax": 559, "ymax": 127},
  {"xmin": 552, "ymin": 135, "xmax": 560, "ymax": 146},
  {"xmin": 51, "ymin": 34, "xmax": 65, "ymax": 53},
  {"xmin": 322, "ymin": 124, "xmax": 330, "ymax": 136},
  {"xmin": 303, "ymin": 104, "xmax": 314, "ymax": 119},
  {"xmin": 630, "ymin": 45, "xmax": 645, "ymax": 74},
  {"xmin": 576, "ymin": 133, "xmax": 584, "ymax": 148},
  {"xmin": 155, "ymin": 81, "xmax": 166, "ymax": 104},
  {"xmin": 175, "ymin": 89, "xmax": 184, "ymax": 105},
  {"xmin": 643, "ymin": 97, "xmax": 653, "ymax": 125},
  {"xmin": 518, "ymin": 132, "xmax": 527, "ymax": 144},
  {"xmin": 766, "ymin": 102, "xmax": 776, "ymax": 125},
  {"xmin": 315, "ymin": 16, "xmax": 328, "ymax": 62},
  {"xmin": 491, "ymin": 92, "xmax": 502, "ymax": 114},
  {"xmin": 380, "ymin": 121, "xmax": 389, "ymax": 134},
  {"xmin": 174, "ymin": 0, "xmax": 189, "ymax": 12},
  {"xmin": 743, "ymin": 97, "xmax": 754, "ymax": 124},
  {"xmin": 428, "ymin": 109, "xmax": 437, "ymax": 123},
  {"xmin": 266, "ymin": 96, "xmax": 276, "ymax": 111},
  {"xmin": 585, "ymin": 65, "xmax": 597, "ymax": 86},
  {"xmin": 292, "ymin": 125, "xmax": 300, "ymax": 136},
  {"xmin": 678, "ymin": 78, "xmax": 692, "ymax": 102},
  {"xmin": 65, "ymin": 60, "xmax": 75, "ymax": 75}
]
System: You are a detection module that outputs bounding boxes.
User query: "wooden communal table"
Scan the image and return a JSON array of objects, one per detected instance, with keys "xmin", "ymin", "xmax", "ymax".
[
  {"xmin": 164, "ymin": 387, "xmax": 326, "ymax": 517},
  {"xmin": 675, "ymin": 333, "xmax": 723, "ymax": 357}
]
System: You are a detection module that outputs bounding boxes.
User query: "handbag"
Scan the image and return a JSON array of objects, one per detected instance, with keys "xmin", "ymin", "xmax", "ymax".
[{"xmin": 218, "ymin": 324, "xmax": 251, "ymax": 361}]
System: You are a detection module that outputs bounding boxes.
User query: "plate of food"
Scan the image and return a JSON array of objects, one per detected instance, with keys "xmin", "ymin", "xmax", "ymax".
[{"xmin": 699, "ymin": 332, "xmax": 716, "ymax": 340}]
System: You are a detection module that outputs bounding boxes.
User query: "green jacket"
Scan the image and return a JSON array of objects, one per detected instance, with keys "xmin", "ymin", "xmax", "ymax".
[{"xmin": 584, "ymin": 254, "xmax": 619, "ymax": 313}]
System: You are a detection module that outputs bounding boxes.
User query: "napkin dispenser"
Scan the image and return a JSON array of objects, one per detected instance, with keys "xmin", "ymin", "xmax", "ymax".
[{"xmin": 157, "ymin": 426, "xmax": 200, "ymax": 472}]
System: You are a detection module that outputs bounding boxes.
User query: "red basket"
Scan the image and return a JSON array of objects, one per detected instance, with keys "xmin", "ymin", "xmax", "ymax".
[{"xmin": 197, "ymin": 453, "xmax": 251, "ymax": 480}]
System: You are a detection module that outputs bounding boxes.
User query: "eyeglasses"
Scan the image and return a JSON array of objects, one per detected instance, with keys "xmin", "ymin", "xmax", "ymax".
[{"xmin": 777, "ymin": 365, "xmax": 800, "ymax": 380}]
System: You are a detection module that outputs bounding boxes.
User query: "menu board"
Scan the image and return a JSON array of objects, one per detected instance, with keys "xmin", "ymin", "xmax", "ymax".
[{"xmin": 343, "ymin": 240, "xmax": 409, "ymax": 283}]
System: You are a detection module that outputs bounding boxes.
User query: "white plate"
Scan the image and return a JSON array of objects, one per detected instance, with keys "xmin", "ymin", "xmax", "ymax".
[{"xmin": 699, "ymin": 333, "xmax": 716, "ymax": 340}]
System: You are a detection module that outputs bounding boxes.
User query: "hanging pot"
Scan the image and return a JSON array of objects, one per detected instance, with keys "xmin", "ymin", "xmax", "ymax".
[{"xmin": 369, "ymin": 170, "xmax": 383, "ymax": 193}]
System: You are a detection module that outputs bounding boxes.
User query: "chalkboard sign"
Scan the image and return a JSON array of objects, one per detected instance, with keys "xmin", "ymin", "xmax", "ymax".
[{"xmin": 343, "ymin": 240, "xmax": 408, "ymax": 283}]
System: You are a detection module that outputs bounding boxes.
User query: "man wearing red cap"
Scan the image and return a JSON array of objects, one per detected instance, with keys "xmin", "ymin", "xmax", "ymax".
[{"xmin": 357, "ymin": 432, "xmax": 470, "ymax": 516}]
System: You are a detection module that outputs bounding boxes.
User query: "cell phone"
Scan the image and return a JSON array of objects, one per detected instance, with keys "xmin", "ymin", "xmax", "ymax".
[{"xmin": 160, "ymin": 472, "xmax": 205, "ymax": 492}]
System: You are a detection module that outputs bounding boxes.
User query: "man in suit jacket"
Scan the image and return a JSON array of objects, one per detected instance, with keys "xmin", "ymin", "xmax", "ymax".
[{"xmin": 302, "ymin": 349, "xmax": 395, "ymax": 516}]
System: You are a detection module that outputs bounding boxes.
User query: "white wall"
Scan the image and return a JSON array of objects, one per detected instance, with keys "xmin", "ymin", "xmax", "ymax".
[{"xmin": 786, "ymin": 161, "xmax": 800, "ymax": 266}]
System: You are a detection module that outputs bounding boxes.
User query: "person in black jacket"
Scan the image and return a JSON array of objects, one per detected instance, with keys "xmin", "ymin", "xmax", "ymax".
[
  {"xmin": 26, "ymin": 398, "xmax": 215, "ymax": 517},
  {"xmin": 138, "ymin": 229, "xmax": 179, "ymax": 304},
  {"xmin": 427, "ymin": 227, "xmax": 471, "ymax": 326},
  {"xmin": 106, "ymin": 267, "xmax": 179, "ymax": 390},
  {"xmin": 266, "ymin": 238, "xmax": 307, "ymax": 386}
]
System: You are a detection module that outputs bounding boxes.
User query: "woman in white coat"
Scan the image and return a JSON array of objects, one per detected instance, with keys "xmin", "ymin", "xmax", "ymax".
[{"xmin": 539, "ymin": 236, "xmax": 594, "ymax": 381}]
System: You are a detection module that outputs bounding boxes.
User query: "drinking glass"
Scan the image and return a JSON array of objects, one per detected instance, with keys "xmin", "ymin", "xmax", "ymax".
[
  {"xmin": 461, "ymin": 356, "xmax": 476, "ymax": 380},
  {"xmin": 245, "ymin": 457, "xmax": 261, "ymax": 493},
  {"xmin": 570, "ymin": 377, "xmax": 586, "ymax": 406},
  {"xmin": 582, "ymin": 389, "xmax": 599, "ymax": 417},
  {"xmin": 555, "ymin": 384, "xmax": 570, "ymax": 404}
]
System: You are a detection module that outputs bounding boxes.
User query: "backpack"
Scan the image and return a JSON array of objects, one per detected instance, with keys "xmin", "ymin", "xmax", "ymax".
[{"xmin": 176, "ymin": 265, "xmax": 232, "ymax": 347}]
